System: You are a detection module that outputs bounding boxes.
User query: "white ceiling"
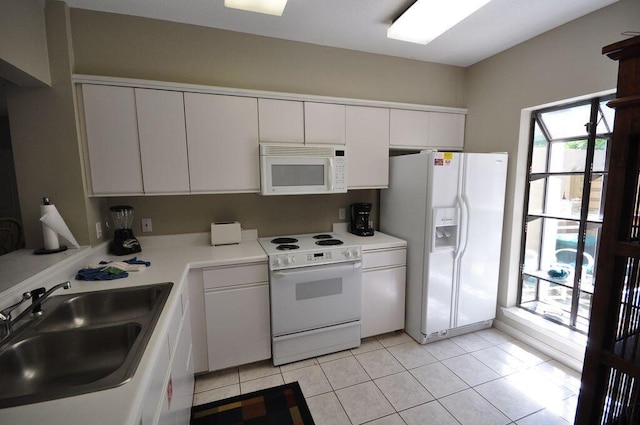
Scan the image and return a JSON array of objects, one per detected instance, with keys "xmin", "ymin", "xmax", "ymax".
[{"xmin": 65, "ymin": 0, "xmax": 619, "ymax": 67}]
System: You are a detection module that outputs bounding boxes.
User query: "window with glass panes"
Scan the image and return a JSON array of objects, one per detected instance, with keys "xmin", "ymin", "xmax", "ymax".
[{"xmin": 518, "ymin": 96, "xmax": 614, "ymax": 333}]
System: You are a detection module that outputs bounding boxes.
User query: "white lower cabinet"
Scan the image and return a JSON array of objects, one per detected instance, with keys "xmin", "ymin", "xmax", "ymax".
[
  {"xmin": 203, "ymin": 263, "xmax": 271, "ymax": 371},
  {"xmin": 361, "ymin": 247, "xmax": 407, "ymax": 338},
  {"xmin": 141, "ymin": 286, "xmax": 194, "ymax": 425}
]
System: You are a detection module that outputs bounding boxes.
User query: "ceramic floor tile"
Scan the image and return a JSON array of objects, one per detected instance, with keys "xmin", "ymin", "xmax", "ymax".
[
  {"xmin": 400, "ymin": 400, "xmax": 460, "ymax": 425},
  {"xmin": 410, "ymin": 362, "xmax": 469, "ymax": 399},
  {"xmin": 439, "ymin": 388, "xmax": 511, "ymax": 425},
  {"xmin": 239, "ymin": 373, "xmax": 284, "ymax": 394},
  {"xmin": 194, "ymin": 368, "xmax": 239, "ymax": 393},
  {"xmin": 475, "ymin": 328, "xmax": 514, "ymax": 345},
  {"xmin": 531, "ymin": 360, "xmax": 582, "ymax": 395},
  {"xmin": 442, "ymin": 353, "xmax": 501, "ymax": 386},
  {"xmin": 351, "ymin": 337, "xmax": 384, "ymax": 355},
  {"xmin": 516, "ymin": 409, "xmax": 572, "ymax": 425},
  {"xmin": 279, "ymin": 357, "xmax": 319, "ymax": 373},
  {"xmin": 238, "ymin": 360, "xmax": 281, "ymax": 382},
  {"xmin": 544, "ymin": 394, "xmax": 578, "ymax": 424},
  {"xmin": 472, "ymin": 346, "xmax": 527, "ymax": 376},
  {"xmin": 475, "ymin": 378, "xmax": 545, "ymax": 421},
  {"xmin": 355, "ymin": 348, "xmax": 404, "ymax": 379},
  {"xmin": 320, "ymin": 355, "xmax": 370, "ymax": 390},
  {"xmin": 335, "ymin": 381, "xmax": 395, "ymax": 425},
  {"xmin": 376, "ymin": 331, "xmax": 413, "ymax": 348},
  {"xmin": 423, "ymin": 338, "xmax": 467, "ymax": 360},
  {"xmin": 375, "ymin": 370, "xmax": 434, "ymax": 411},
  {"xmin": 306, "ymin": 392, "xmax": 351, "ymax": 425},
  {"xmin": 450, "ymin": 332, "xmax": 495, "ymax": 352},
  {"xmin": 317, "ymin": 349, "xmax": 353, "ymax": 363},
  {"xmin": 282, "ymin": 364, "xmax": 332, "ymax": 398},
  {"xmin": 387, "ymin": 341, "xmax": 438, "ymax": 369},
  {"xmin": 365, "ymin": 414, "xmax": 407, "ymax": 425},
  {"xmin": 497, "ymin": 340, "xmax": 550, "ymax": 367},
  {"xmin": 504, "ymin": 367, "xmax": 575, "ymax": 408},
  {"xmin": 192, "ymin": 384, "xmax": 240, "ymax": 406}
]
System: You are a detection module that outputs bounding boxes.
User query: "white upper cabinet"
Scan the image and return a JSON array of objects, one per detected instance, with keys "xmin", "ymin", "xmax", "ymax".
[
  {"xmin": 184, "ymin": 93, "xmax": 259, "ymax": 193},
  {"xmin": 135, "ymin": 88, "xmax": 190, "ymax": 194},
  {"xmin": 429, "ymin": 112, "xmax": 465, "ymax": 150},
  {"xmin": 346, "ymin": 106, "xmax": 389, "ymax": 189},
  {"xmin": 82, "ymin": 84, "xmax": 143, "ymax": 195},
  {"xmin": 389, "ymin": 109, "xmax": 429, "ymax": 149},
  {"xmin": 258, "ymin": 98, "xmax": 304, "ymax": 143},
  {"xmin": 389, "ymin": 109, "xmax": 465, "ymax": 150},
  {"xmin": 304, "ymin": 102, "xmax": 346, "ymax": 145}
]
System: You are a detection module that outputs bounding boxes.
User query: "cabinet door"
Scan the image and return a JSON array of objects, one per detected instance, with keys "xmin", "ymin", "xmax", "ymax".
[
  {"xmin": 346, "ymin": 106, "xmax": 389, "ymax": 188},
  {"xmin": 258, "ymin": 98, "xmax": 304, "ymax": 143},
  {"xmin": 205, "ymin": 283, "xmax": 271, "ymax": 371},
  {"xmin": 428, "ymin": 112, "xmax": 465, "ymax": 150},
  {"xmin": 136, "ymin": 88, "xmax": 190, "ymax": 194},
  {"xmin": 361, "ymin": 267, "xmax": 406, "ymax": 338},
  {"xmin": 389, "ymin": 109, "xmax": 429, "ymax": 149},
  {"xmin": 304, "ymin": 102, "xmax": 346, "ymax": 144},
  {"xmin": 81, "ymin": 84, "xmax": 143, "ymax": 195},
  {"xmin": 185, "ymin": 93, "xmax": 259, "ymax": 193}
]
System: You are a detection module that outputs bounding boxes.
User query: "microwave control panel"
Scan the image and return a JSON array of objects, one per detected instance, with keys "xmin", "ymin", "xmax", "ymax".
[{"xmin": 333, "ymin": 155, "xmax": 347, "ymax": 192}]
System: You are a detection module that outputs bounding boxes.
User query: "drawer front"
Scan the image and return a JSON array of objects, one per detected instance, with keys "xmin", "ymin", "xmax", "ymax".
[
  {"xmin": 203, "ymin": 263, "xmax": 268, "ymax": 290},
  {"xmin": 362, "ymin": 248, "xmax": 406, "ymax": 269}
]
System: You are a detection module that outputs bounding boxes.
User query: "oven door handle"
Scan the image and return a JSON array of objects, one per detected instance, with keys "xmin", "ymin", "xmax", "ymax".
[{"xmin": 272, "ymin": 261, "xmax": 362, "ymax": 278}]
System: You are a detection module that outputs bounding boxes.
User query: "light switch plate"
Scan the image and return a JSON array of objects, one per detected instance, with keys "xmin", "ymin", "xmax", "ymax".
[
  {"xmin": 339, "ymin": 208, "xmax": 346, "ymax": 220},
  {"xmin": 96, "ymin": 222, "xmax": 102, "ymax": 239}
]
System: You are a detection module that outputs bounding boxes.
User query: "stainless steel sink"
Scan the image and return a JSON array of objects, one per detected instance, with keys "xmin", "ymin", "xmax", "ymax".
[
  {"xmin": 35, "ymin": 284, "xmax": 169, "ymax": 332},
  {"xmin": 0, "ymin": 282, "xmax": 172, "ymax": 408}
]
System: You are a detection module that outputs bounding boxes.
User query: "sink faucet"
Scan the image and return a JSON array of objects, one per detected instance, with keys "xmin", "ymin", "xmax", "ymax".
[{"xmin": 0, "ymin": 281, "xmax": 71, "ymax": 341}]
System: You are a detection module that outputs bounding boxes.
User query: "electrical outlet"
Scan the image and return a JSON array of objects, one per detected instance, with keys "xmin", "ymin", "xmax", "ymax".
[
  {"xmin": 141, "ymin": 218, "xmax": 153, "ymax": 233},
  {"xmin": 96, "ymin": 222, "xmax": 103, "ymax": 239},
  {"xmin": 338, "ymin": 208, "xmax": 346, "ymax": 220}
]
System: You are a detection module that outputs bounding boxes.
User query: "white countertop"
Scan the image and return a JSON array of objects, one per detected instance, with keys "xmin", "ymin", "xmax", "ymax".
[
  {"xmin": 333, "ymin": 223, "xmax": 407, "ymax": 251},
  {"xmin": 0, "ymin": 228, "xmax": 404, "ymax": 424},
  {"xmin": 0, "ymin": 232, "xmax": 266, "ymax": 425}
]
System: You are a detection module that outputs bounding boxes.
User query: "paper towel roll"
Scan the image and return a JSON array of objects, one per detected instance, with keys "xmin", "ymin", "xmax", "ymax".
[{"xmin": 39, "ymin": 204, "xmax": 80, "ymax": 249}]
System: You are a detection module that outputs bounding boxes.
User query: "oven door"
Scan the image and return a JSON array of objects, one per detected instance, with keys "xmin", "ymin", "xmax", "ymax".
[{"xmin": 270, "ymin": 260, "xmax": 362, "ymax": 337}]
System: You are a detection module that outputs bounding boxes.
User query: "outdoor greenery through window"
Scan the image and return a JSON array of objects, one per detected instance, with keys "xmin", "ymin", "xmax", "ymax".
[{"xmin": 518, "ymin": 95, "xmax": 614, "ymax": 333}]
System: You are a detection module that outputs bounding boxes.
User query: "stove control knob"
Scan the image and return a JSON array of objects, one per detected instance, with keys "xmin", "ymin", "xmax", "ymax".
[
  {"xmin": 351, "ymin": 248, "xmax": 360, "ymax": 258},
  {"xmin": 283, "ymin": 256, "xmax": 291, "ymax": 266},
  {"xmin": 344, "ymin": 250, "xmax": 352, "ymax": 258},
  {"xmin": 273, "ymin": 258, "xmax": 282, "ymax": 267}
]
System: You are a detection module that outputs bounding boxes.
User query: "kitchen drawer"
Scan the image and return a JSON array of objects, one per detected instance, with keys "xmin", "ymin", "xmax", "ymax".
[
  {"xmin": 362, "ymin": 248, "xmax": 406, "ymax": 270},
  {"xmin": 203, "ymin": 263, "xmax": 268, "ymax": 290}
]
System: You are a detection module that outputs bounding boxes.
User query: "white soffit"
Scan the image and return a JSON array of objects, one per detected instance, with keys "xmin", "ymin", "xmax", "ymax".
[{"xmin": 65, "ymin": 0, "xmax": 620, "ymax": 67}]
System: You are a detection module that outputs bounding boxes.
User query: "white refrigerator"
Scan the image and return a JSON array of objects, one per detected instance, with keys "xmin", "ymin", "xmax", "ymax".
[{"xmin": 380, "ymin": 151, "xmax": 508, "ymax": 344}]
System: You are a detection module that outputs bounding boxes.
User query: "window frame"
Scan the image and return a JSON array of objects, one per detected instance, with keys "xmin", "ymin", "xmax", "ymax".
[{"xmin": 517, "ymin": 95, "xmax": 614, "ymax": 333}]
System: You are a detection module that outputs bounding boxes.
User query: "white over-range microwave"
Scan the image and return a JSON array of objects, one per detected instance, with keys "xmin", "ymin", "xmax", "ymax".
[{"xmin": 259, "ymin": 143, "xmax": 347, "ymax": 195}]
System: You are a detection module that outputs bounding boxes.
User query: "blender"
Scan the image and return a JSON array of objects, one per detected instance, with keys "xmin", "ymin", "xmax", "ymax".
[{"xmin": 109, "ymin": 205, "xmax": 141, "ymax": 255}]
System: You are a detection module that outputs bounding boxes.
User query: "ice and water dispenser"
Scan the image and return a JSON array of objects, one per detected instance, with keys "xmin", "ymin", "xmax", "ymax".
[{"xmin": 431, "ymin": 207, "xmax": 459, "ymax": 252}]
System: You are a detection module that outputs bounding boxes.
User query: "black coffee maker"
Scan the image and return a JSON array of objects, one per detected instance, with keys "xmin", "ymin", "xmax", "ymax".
[
  {"xmin": 109, "ymin": 205, "xmax": 141, "ymax": 255},
  {"xmin": 350, "ymin": 203, "xmax": 375, "ymax": 237}
]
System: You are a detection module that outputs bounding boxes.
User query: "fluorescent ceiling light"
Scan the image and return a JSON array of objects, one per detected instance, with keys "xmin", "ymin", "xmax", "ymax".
[
  {"xmin": 387, "ymin": 0, "xmax": 492, "ymax": 45},
  {"xmin": 224, "ymin": 0, "xmax": 288, "ymax": 16}
]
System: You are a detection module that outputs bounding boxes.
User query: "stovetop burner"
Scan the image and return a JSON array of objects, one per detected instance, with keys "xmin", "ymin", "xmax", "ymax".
[
  {"xmin": 315, "ymin": 239, "xmax": 343, "ymax": 246},
  {"xmin": 313, "ymin": 234, "xmax": 333, "ymax": 239},
  {"xmin": 271, "ymin": 237, "xmax": 298, "ymax": 244},
  {"xmin": 276, "ymin": 244, "xmax": 300, "ymax": 250}
]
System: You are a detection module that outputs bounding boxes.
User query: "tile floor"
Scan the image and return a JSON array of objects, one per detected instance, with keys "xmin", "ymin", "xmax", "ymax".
[{"xmin": 192, "ymin": 329, "xmax": 580, "ymax": 425}]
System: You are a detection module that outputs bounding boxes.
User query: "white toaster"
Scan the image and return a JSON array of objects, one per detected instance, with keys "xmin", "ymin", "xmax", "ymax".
[{"xmin": 211, "ymin": 221, "xmax": 242, "ymax": 246}]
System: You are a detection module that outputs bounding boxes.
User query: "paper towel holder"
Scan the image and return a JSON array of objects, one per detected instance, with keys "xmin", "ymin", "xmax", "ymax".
[{"xmin": 34, "ymin": 197, "xmax": 68, "ymax": 255}]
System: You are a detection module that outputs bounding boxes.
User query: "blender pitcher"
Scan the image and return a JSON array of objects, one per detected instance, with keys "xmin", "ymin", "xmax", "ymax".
[{"xmin": 109, "ymin": 205, "xmax": 141, "ymax": 255}]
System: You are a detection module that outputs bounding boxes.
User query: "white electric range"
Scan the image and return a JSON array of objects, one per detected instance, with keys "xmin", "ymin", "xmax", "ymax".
[{"xmin": 258, "ymin": 232, "xmax": 363, "ymax": 365}]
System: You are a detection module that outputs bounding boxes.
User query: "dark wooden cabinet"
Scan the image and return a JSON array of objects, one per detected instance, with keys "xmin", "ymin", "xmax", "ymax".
[{"xmin": 576, "ymin": 35, "xmax": 640, "ymax": 424}]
